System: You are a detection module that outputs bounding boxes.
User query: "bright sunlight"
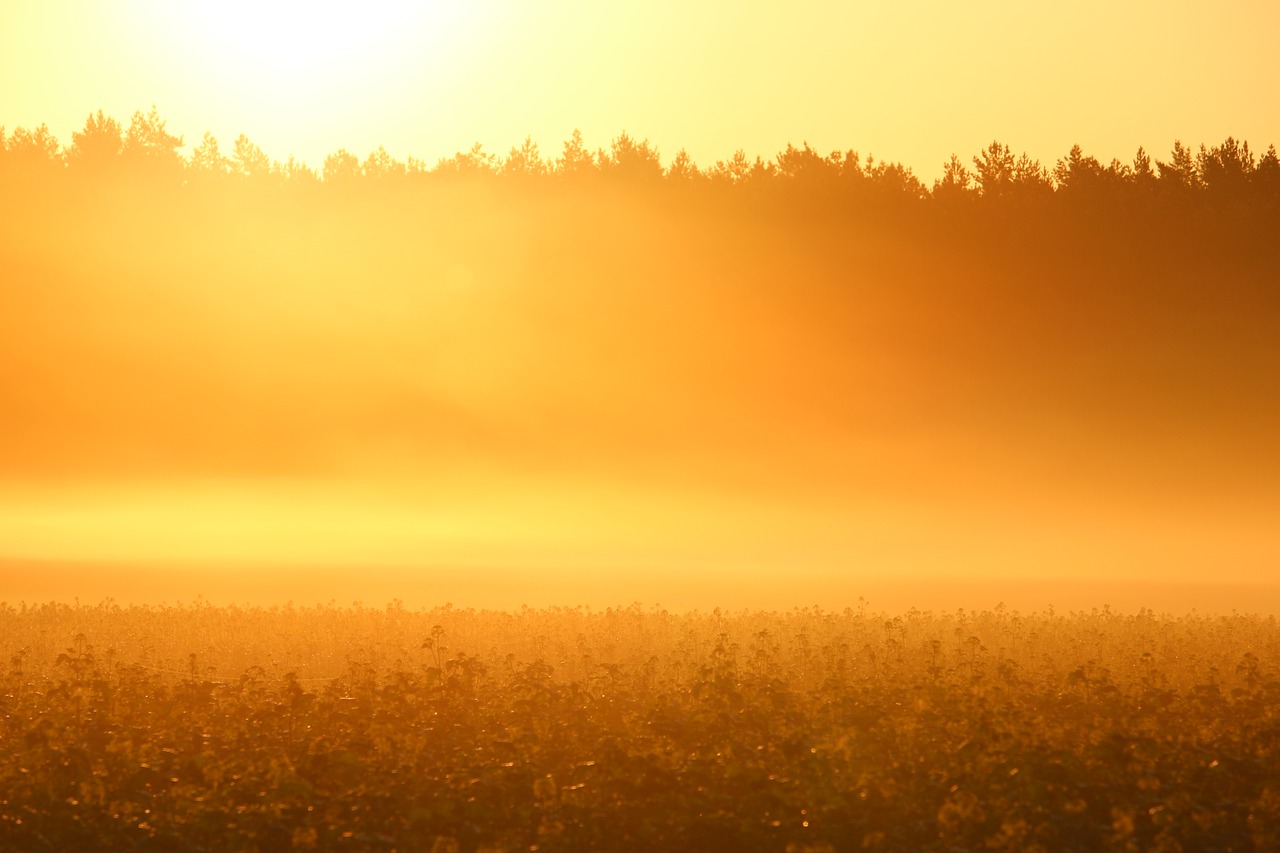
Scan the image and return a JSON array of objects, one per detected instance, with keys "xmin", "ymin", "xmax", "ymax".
[{"xmin": 136, "ymin": 1, "xmax": 480, "ymax": 148}]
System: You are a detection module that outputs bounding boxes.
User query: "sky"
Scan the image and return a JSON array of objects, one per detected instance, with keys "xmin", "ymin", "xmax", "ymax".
[
  {"xmin": 1, "ymin": 0, "xmax": 1278, "ymax": 180},
  {"xmin": 2, "ymin": 1, "xmax": 1278, "ymax": 613}
]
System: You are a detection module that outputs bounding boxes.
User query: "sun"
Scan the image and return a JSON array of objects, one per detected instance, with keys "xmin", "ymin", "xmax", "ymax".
[
  {"xmin": 185, "ymin": 3, "xmax": 442, "ymax": 90},
  {"xmin": 137, "ymin": 0, "xmax": 480, "ymax": 157}
]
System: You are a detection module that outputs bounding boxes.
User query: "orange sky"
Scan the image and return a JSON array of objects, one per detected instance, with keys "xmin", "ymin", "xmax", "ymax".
[
  {"xmin": 2, "ymin": 1, "xmax": 1278, "ymax": 179},
  {"xmin": 2, "ymin": 2, "xmax": 1278, "ymax": 612}
]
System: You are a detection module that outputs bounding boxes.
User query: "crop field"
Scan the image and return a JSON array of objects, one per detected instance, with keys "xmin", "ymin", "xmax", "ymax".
[{"xmin": 2, "ymin": 601, "xmax": 1279, "ymax": 851}]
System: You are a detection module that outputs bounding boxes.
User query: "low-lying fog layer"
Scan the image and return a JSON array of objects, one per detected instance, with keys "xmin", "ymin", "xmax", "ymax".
[{"xmin": 3, "ymin": 185, "xmax": 1277, "ymax": 607}]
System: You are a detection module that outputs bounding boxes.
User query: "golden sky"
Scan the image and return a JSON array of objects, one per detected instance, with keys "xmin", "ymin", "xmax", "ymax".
[
  {"xmin": 2, "ymin": 1, "xmax": 1278, "ymax": 611},
  {"xmin": 2, "ymin": 0, "xmax": 1278, "ymax": 177}
]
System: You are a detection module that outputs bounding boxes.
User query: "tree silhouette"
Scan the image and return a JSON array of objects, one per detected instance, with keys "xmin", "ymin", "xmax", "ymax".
[
  {"xmin": 1156, "ymin": 140, "xmax": 1199, "ymax": 192},
  {"xmin": 233, "ymin": 134, "xmax": 273, "ymax": 180},
  {"xmin": 557, "ymin": 129, "xmax": 596, "ymax": 179},
  {"xmin": 666, "ymin": 148, "xmax": 702, "ymax": 182},
  {"xmin": 435, "ymin": 142, "xmax": 498, "ymax": 177},
  {"xmin": 322, "ymin": 149, "xmax": 360, "ymax": 183},
  {"xmin": 362, "ymin": 146, "xmax": 407, "ymax": 181},
  {"xmin": 68, "ymin": 110, "xmax": 123, "ymax": 174},
  {"xmin": 189, "ymin": 131, "xmax": 230, "ymax": 177},
  {"xmin": 599, "ymin": 132, "xmax": 663, "ymax": 182},
  {"xmin": 1053, "ymin": 144, "xmax": 1103, "ymax": 192},
  {"xmin": 863, "ymin": 157, "xmax": 927, "ymax": 199},
  {"xmin": 3, "ymin": 123, "xmax": 61, "ymax": 175},
  {"xmin": 502, "ymin": 136, "xmax": 548, "ymax": 178},
  {"xmin": 709, "ymin": 149, "xmax": 771, "ymax": 185},
  {"xmin": 932, "ymin": 154, "xmax": 974, "ymax": 200},
  {"xmin": 2, "ymin": 105, "xmax": 1277, "ymax": 225},
  {"xmin": 1012, "ymin": 152, "xmax": 1052, "ymax": 196},
  {"xmin": 280, "ymin": 155, "xmax": 318, "ymax": 184},
  {"xmin": 971, "ymin": 141, "xmax": 1015, "ymax": 196},
  {"xmin": 1197, "ymin": 137, "xmax": 1254, "ymax": 200},
  {"xmin": 121, "ymin": 106, "xmax": 183, "ymax": 179},
  {"xmin": 775, "ymin": 143, "xmax": 843, "ymax": 193},
  {"xmin": 1256, "ymin": 145, "xmax": 1280, "ymax": 201},
  {"xmin": 1131, "ymin": 146, "xmax": 1157, "ymax": 192}
]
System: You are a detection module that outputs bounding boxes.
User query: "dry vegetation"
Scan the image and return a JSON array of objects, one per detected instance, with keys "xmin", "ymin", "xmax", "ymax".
[{"xmin": 3, "ymin": 601, "xmax": 1280, "ymax": 851}]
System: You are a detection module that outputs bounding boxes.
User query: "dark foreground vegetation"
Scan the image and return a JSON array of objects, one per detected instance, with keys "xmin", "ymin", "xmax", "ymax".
[{"xmin": 3, "ymin": 601, "xmax": 1280, "ymax": 852}]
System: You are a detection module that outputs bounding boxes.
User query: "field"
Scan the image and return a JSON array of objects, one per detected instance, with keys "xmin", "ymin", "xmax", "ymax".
[
  {"xmin": 5, "ymin": 33, "xmax": 1280, "ymax": 853},
  {"xmin": 3, "ymin": 601, "xmax": 1279, "ymax": 851}
]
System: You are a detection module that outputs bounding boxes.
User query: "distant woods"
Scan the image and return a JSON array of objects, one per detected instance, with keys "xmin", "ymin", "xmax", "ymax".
[
  {"xmin": 3, "ymin": 107, "xmax": 1279, "ymax": 499},
  {"xmin": 2, "ymin": 106, "xmax": 1279, "ymax": 216}
]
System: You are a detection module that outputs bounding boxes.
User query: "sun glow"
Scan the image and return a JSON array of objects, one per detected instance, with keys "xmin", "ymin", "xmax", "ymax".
[
  {"xmin": 135, "ymin": 1, "xmax": 482, "ymax": 155},
  {"xmin": 2, "ymin": 0, "xmax": 1279, "ymax": 615}
]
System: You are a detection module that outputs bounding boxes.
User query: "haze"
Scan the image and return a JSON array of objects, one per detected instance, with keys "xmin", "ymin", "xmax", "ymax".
[
  {"xmin": 3, "ymin": 1, "xmax": 1279, "ymax": 181},
  {"xmin": 2, "ymin": 2, "xmax": 1278, "ymax": 613}
]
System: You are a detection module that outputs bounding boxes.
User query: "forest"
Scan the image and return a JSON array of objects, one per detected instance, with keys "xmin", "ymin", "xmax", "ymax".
[
  {"xmin": 2, "ymin": 107, "xmax": 1279, "ymax": 212},
  {"xmin": 3, "ymin": 110, "xmax": 1280, "ymax": 850},
  {"xmin": 2, "ymin": 107, "xmax": 1280, "ymax": 586}
]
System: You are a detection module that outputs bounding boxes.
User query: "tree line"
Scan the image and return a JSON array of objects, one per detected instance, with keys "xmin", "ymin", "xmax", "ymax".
[{"xmin": 2, "ymin": 106, "xmax": 1278, "ymax": 210}]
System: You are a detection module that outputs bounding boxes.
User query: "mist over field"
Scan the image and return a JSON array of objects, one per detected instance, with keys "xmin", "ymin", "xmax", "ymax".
[
  {"xmin": 3, "ymin": 134, "xmax": 1278, "ymax": 610},
  {"xmin": 6, "ymin": 4, "xmax": 1280, "ymax": 848}
]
